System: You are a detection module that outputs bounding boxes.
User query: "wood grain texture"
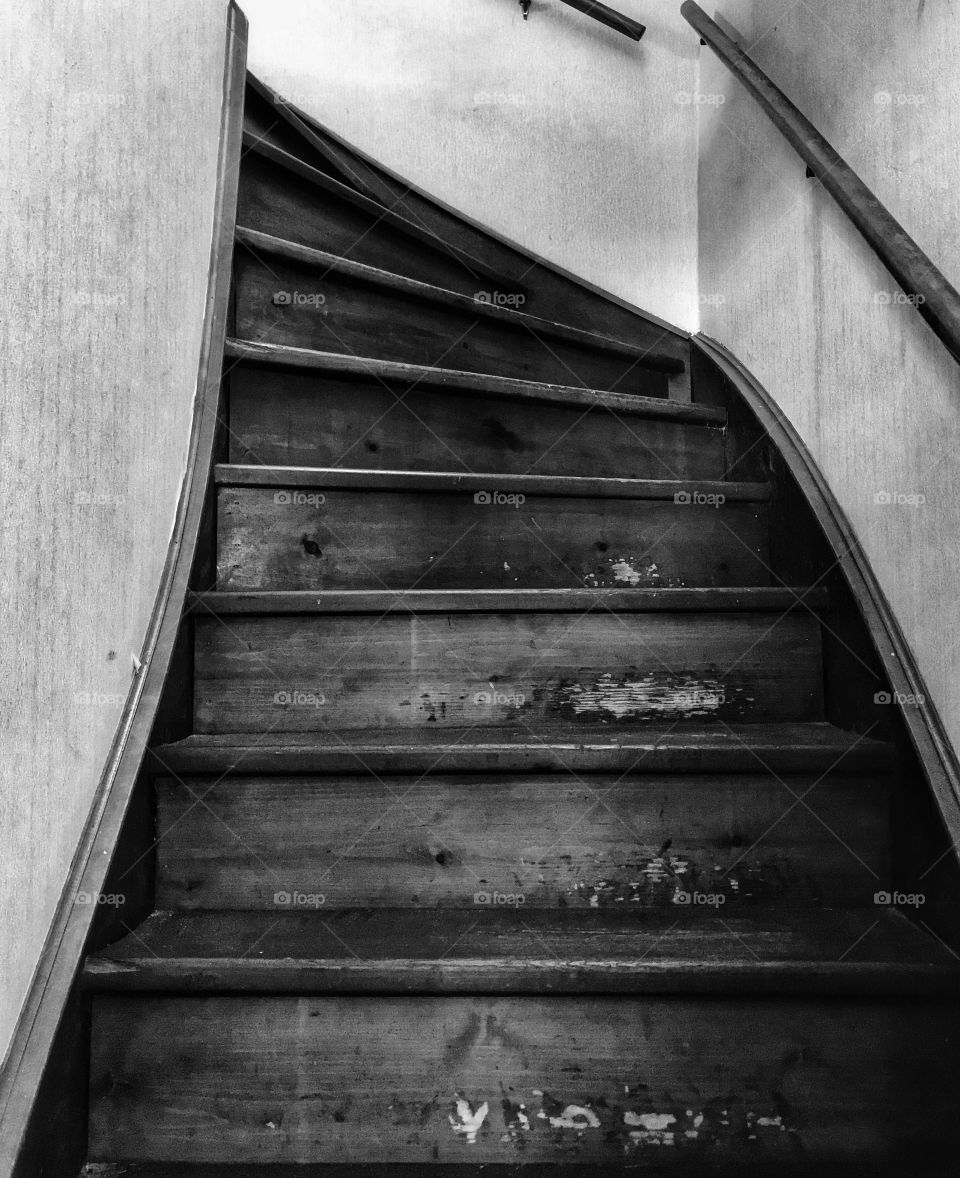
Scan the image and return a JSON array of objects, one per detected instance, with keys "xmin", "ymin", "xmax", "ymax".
[
  {"xmin": 153, "ymin": 772, "xmax": 885, "ymax": 909},
  {"xmin": 234, "ymin": 245, "xmax": 675, "ymax": 397},
  {"xmin": 228, "ymin": 365, "xmax": 723, "ymax": 478},
  {"xmin": 216, "ymin": 486, "xmax": 770, "ymax": 590},
  {"xmin": 84, "ymin": 908, "xmax": 959, "ymax": 995},
  {"xmin": 192, "ymin": 611, "xmax": 823, "ymax": 732},
  {"xmin": 88, "ymin": 994, "xmax": 960, "ymax": 1164}
]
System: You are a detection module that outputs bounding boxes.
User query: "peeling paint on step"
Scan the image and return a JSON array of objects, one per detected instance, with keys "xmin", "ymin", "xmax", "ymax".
[
  {"xmin": 572, "ymin": 852, "xmax": 793, "ymax": 908},
  {"xmin": 557, "ymin": 672, "xmax": 729, "ymax": 720},
  {"xmin": 584, "ymin": 554, "xmax": 682, "ymax": 588},
  {"xmin": 449, "ymin": 1093, "xmax": 489, "ymax": 1144},
  {"xmin": 533, "ymin": 1090, "xmax": 601, "ymax": 1131},
  {"xmin": 624, "ymin": 1110, "xmax": 677, "ymax": 1145},
  {"xmin": 500, "ymin": 1096, "xmax": 532, "ymax": 1144}
]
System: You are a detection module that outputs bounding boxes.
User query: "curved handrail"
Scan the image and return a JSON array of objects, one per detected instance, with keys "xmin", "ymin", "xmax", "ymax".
[{"xmin": 681, "ymin": 1, "xmax": 960, "ymax": 364}]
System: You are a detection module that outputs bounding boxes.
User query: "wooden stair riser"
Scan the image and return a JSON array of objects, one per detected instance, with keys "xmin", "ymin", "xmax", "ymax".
[
  {"xmin": 217, "ymin": 486, "xmax": 770, "ymax": 590},
  {"xmin": 88, "ymin": 995, "xmax": 960, "ymax": 1165},
  {"xmin": 234, "ymin": 251, "xmax": 673, "ymax": 397},
  {"xmin": 192, "ymin": 611, "xmax": 824, "ymax": 732},
  {"xmin": 228, "ymin": 366, "xmax": 726, "ymax": 479},
  {"xmin": 154, "ymin": 774, "xmax": 888, "ymax": 910},
  {"xmin": 239, "ymin": 152, "xmax": 508, "ymax": 298}
]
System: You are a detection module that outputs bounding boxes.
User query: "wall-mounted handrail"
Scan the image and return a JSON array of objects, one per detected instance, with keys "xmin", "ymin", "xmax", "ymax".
[
  {"xmin": 558, "ymin": 0, "xmax": 646, "ymax": 41},
  {"xmin": 681, "ymin": 0, "xmax": 960, "ymax": 364}
]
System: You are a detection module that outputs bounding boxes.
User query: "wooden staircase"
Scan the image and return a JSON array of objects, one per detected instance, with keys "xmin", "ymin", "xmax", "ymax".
[{"xmin": 78, "ymin": 75, "xmax": 960, "ymax": 1175}]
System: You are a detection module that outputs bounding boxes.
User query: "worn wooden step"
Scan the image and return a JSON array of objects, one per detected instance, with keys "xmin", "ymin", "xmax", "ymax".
[
  {"xmin": 225, "ymin": 342, "xmax": 724, "ymax": 478},
  {"xmin": 234, "ymin": 228, "xmax": 683, "ymax": 396},
  {"xmin": 75, "ymin": 1165, "xmax": 941, "ymax": 1178},
  {"xmin": 192, "ymin": 610, "xmax": 822, "ymax": 733},
  {"xmin": 84, "ymin": 909, "xmax": 955, "ymax": 996},
  {"xmin": 215, "ymin": 468, "xmax": 770, "ymax": 591},
  {"xmin": 239, "ymin": 135, "xmax": 523, "ymax": 298},
  {"xmin": 224, "ymin": 340, "xmax": 723, "ymax": 423},
  {"xmin": 88, "ymin": 992, "xmax": 960, "ymax": 1166},
  {"xmin": 151, "ymin": 722, "xmax": 894, "ymax": 777},
  {"xmin": 153, "ymin": 770, "xmax": 880, "ymax": 910},
  {"xmin": 187, "ymin": 587, "xmax": 828, "ymax": 616}
]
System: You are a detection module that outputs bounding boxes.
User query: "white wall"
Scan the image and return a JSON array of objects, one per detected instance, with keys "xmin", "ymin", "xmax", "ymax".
[
  {"xmin": 698, "ymin": 1, "xmax": 960, "ymax": 750},
  {"xmin": 0, "ymin": 0, "xmax": 229, "ymax": 1063},
  {"xmin": 239, "ymin": 0, "xmax": 700, "ymax": 328}
]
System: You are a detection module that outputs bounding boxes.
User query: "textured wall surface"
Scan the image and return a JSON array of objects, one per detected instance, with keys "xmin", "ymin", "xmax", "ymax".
[
  {"xmin": 0, "ymin": 0, "xmax": 228, "ymax": 1062},
  {"xmin": 239, "ymin": 0, "xmax": 700, "ymax": 328},
  {"xmin": 698, "ymin": 0, "xmax": 960, "ymax": 756}
]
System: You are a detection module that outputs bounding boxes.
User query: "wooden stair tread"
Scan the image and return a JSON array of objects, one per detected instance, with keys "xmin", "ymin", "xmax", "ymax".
[
  {"xmin": 151, "ymin": 722, "xmax": 893, "ymax": 775},
  {"xmin": 83, "ymin": 908, "xmax": 958, "ymax": 996},
  {"xmin": 214, "ymin": 464, "xmax": 769, "ymax": 501},
  {"xmin": 223, "ymin": 338, "xmax": 723, "ymax": 423},
  {"xmin": 77, "ymin": 1166, "xmax": 893, "ymax": 1178},
  {"xmin": 240, "ymin": 133, "xmax": 526, "ymax": 297},
  {"xmin": 187, "ymin": 587, "xmax": 829, "ymax": 615},
  {"xmin": 235, "ymin": 226, "xmax": 686, "ymax": 374}
]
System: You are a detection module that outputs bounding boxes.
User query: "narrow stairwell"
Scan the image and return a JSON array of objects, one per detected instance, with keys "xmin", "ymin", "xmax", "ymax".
[{"xmin": 79, "ymin": 75, "xmax": 960, "ymax": 1175}]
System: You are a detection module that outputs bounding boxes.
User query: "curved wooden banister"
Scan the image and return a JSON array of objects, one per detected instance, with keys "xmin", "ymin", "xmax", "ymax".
[{"xmin": 682, "ymin": 0, "xmax": 960, "ymax": 365}]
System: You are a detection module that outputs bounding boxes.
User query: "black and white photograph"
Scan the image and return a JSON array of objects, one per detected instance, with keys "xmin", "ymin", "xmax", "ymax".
[{"xmin": 2, "ymin": 1, "xmax": 959, "ymax": 1174}]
